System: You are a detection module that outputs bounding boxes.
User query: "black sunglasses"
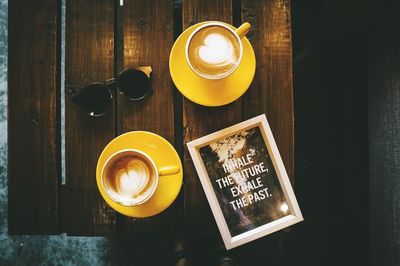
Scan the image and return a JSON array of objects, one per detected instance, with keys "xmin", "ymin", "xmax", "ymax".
[{"xmin": 70, "ymin": 67, "xmax": 152, "ymax": 117}]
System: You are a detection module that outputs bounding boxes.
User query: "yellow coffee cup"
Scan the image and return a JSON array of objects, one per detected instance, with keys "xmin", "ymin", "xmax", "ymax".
[
  {"xmin": 101, "ymin": 149, "xmax": 180, "ymax": 206},
  {"xmin": 185, "ymin": 21, "xmax": 251, "ymax": 80}
]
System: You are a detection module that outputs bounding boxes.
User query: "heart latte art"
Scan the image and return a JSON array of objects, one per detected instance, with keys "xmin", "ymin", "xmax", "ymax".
[
  {"xmin": 187, "ymin": 25, "xmax": 241, "ymax": 78},
  {"xmin": 103, "ymin": 153, "xmax": 156, "ymax": 205}
]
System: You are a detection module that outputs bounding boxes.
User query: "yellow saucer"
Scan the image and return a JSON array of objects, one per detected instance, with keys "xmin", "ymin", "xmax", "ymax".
[
  {"xmin": 169, "ymin": 22, "xmax": 256, "ymax": 107},
  {"xmin": 96, "ymin": 131, "xmax": 183, "ymax": 218}
]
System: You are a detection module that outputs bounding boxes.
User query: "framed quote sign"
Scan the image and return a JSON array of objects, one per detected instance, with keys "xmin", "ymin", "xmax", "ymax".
[{"xmin": 186, "ymin": 114, "xmax": 303, "ymax": 249}]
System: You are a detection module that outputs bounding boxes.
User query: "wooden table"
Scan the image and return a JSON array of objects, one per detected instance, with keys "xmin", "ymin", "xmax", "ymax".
[{"xmin": 8, "ymin": 0, "xmax": 294, "ymax": 262}]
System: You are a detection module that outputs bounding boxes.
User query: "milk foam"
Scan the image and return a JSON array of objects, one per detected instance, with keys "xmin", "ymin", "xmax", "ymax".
[
  {"xmin": 198, "ymin": 33, "xmax": 234, "ymax": 66},
  {"xmin": 116, "ymin": 159, "xmax": 150, "ymax": 198},
  {"xmin": 104, "ymin": 154, "xmax": 155, "ymax": 205},
  {"xmin": 187, "ymin": 25, "xmax": 241, "ymax": 78}
]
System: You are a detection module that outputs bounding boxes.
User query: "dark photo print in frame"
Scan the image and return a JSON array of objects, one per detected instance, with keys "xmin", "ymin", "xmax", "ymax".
[{"xmin": 187, "ymin": 115, "xmax": 303, "ymax": 249}]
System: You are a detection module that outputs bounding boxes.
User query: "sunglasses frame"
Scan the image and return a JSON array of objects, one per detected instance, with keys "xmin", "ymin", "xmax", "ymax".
[{"xmin": 69, "ymin": 66, "xmax": 152, "ymax": 117}]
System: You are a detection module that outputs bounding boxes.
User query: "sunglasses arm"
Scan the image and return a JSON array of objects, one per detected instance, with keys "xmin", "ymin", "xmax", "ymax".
[
  {"xmin": 104, "ymin": 78, "xmax": 117, "ymax": 91},
  {"xmin": 136, "ymin": 66, "xmax": 152, "ymax": 78}
]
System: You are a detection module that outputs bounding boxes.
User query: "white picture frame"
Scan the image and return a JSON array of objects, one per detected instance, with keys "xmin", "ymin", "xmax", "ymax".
[{"xmin": 186, "ymin": 114, "xmax": 303, "ymax": 250}]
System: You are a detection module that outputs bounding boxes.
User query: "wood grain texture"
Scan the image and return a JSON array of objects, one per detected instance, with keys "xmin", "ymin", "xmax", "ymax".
[
  {"xmin": 8, "ymin": 0, "xmax": 60, "ymax": 234},
  {"xmin": 121, "ymin": 0, "xmax": 174, "ymax": 140},
  {"xmin": 64, "ymin": 0, "xmax": 116, "ymax": 236},
  {"xmin": 182, "ymin": 0, "xmax": 242, "ymax": 249},
  {"xmin": 120, "ymin": 0, "xmax": 175, "ymax": 233},
  {"xmin": 241, "ymin": 0, "xmax": 294, "ymax": 180},
  {"xmin": 182, "ymin": 0, "xmax": 294, "ymax": 258},
  {"xmin": 232, "ymin": 1, "xmax": 291, "ymax": 262}
]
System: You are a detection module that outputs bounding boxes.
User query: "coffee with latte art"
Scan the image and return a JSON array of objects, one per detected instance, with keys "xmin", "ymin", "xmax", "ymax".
[
  {"xmin": 103, "ymin": 151, "xmax": 157, "ymax": 205},
  {"xmin": 187, "ymin": 25, "xmax": 241, "ymax": 79}
]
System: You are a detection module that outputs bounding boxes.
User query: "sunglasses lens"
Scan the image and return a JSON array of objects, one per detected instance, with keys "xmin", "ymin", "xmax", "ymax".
[
  {"xmin": 72, "ymin": 84, "xmax": 112, "ymax": 116},
  {"xmin": 117, "ymin": 69, "xmax": 150, "ymax": 100}
]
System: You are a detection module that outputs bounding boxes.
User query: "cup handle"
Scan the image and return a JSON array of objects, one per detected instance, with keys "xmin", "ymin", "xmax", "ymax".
[
  {"xmin": 235, "ymin": 22, "xmax": 251, "ymax": 39},
  {"xmin": 159, "ymin": 165, "xmax": 181, "ymax": 176}
]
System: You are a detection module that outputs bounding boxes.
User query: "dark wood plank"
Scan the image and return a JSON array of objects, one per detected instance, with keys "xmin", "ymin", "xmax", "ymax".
[
  {"xmin": 369, "ymin": 1, "xmax": 400, "ymax": 265},
  {"xmin": 8, "ymin": 0, "xmax": 60, "ymax": 234},
  {"xmin": 182, "ymin": 0, "xmax": 294, "ymax": 261},
  {"xmin": 65, "ymin": 0, "xmax": 116, "ymax": 235},
  {"xmin": 241, "ymin": 0, "xmax": 294, "ymax": 180},
  {"xmin": 120, "ymin": 0, "xmax": 175, "ymax": 233},
  {"xmin": 231, "ymin": 1, "xmax": 293, "ymax": 263},
  {"xmin": 182, "ymin": 0, "xmax": 241, "ymax": 251}
]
